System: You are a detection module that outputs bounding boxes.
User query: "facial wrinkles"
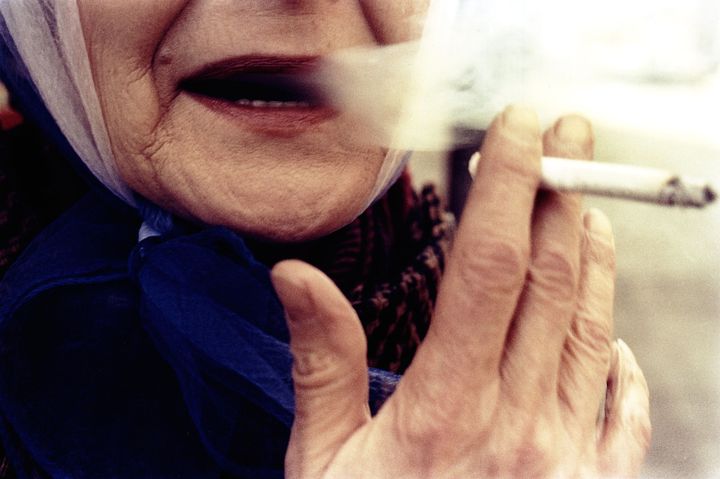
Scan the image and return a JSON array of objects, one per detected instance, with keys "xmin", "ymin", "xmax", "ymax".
[
  {"xmin": 79, "ymin": 0, "xmax": 386, "ymax": 171},
  {"xmin": 77, "ymin": 0, "xmax": 192, "ymax": 178},
  {"xmin": 76, "ymin": 0, "xmax": 405, "ymax": 240}
]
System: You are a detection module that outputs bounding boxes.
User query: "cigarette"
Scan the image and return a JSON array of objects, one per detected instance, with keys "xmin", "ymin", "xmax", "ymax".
[{"xmin": 468, "ymin": 153, "xmax": 717, "ymax": 208}]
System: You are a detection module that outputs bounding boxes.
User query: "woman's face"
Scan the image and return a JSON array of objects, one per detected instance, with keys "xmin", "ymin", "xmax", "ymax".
[{"xmin": 78, "ymin": 1, "xmax": 424, "ymax": 241}]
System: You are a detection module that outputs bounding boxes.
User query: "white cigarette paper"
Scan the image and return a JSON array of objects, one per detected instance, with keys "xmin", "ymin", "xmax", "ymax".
[{"xmin": 468, "ymin": 153, "xmax": 717, "ymax": 208}]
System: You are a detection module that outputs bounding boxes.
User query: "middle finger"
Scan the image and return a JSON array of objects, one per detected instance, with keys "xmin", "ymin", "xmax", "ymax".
[
  {"xmin": 501, "ymin": 116, "xmax": 593, "ymax": 404},
  {"xmin": 406, "ymin": 105, "xmax": 542, "ymax": 396}
]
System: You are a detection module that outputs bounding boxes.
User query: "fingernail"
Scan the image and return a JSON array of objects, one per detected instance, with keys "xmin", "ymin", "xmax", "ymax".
[
  {"xmin": 554, "ymin": 115, "xmax": 592, "ymax": 145},
  {"xmin": 584, "ymin": 208, "xmax": 613, "ymax": 237},
  {"xmin": 501, "ymin": 105, "xmax": 539, "ymax": 142}
]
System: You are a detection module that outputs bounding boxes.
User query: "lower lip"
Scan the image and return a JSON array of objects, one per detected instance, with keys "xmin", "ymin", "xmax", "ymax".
[{"xmin": 186, "ymin": 93, "xmax": 338, "ymax": 137}]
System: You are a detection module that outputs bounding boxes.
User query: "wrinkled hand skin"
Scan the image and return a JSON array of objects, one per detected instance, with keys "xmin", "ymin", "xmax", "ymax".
[{"xmin": 271, "ymin": 106, "xmax": 651, "ymax": 479}]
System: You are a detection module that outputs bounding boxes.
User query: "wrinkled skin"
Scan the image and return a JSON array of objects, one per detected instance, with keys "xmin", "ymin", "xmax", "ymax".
[
  {"xmin": 78, "ymin": 1, "xmax": 650, "ymax": 477},
  {"xmin": 272, "ymin": 107, "xmax": 651, "ymax": 478},
  {"xmin": 78, "ymin": 0, "xmax": 425, "ymax": 242}
]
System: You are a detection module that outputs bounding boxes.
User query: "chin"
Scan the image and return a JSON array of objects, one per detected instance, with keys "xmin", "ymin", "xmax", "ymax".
[
  {"xmin": 224, "ymin": 209, "xmax": 356, "ymax": 244},
  {"xmin": 165, "ymin": 184, "xmax": 365, "ymax": 244}
]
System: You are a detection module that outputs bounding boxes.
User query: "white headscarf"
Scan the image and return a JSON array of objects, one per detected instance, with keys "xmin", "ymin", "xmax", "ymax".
[
  {"xmin": 0, "ymin": 0, "xmax": 134, "ymax": 204},
  {"xmin": 0, "ymin": 0, "xmax": 408, "ymax": 214}
]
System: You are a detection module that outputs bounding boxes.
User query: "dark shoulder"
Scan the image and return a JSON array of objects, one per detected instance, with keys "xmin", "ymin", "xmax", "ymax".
[
  {"xmin": 0, "ymin": 279, "xmax": 217, "ymax": 478},
  {"xmin": 0, "ymin": 121, "xmax": 87, "ymax": 278},
  {"xmin": 0, "ymin": 190, "xmax": 140, "ymax": 321},
  {"xmin": 3, "ymin": 279, "xmax": 142, "ymax": 373},
  {"xmin": 0, "ymin": 280, "xmax": 143, "ymax": 479}
]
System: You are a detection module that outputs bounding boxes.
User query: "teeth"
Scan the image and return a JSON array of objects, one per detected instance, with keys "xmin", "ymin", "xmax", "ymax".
[{"xmin": 235, "ymin": 99, "xmax": 311, "ymax": 108}]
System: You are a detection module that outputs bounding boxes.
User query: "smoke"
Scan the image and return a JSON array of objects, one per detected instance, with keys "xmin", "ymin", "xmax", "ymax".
[
  {"xmin": 433, "ymin": 0, "xmax": 720, "ymax": 149},
  {"xmin": 322, "ymin": 0, "xmax": 720, "ymax": 157}
]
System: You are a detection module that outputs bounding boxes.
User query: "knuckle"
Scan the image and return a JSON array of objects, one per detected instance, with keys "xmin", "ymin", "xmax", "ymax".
[
  {"xmin": 528, "ymin": 248, "xmax": 578, "ymax": 303},
  {"xmin": 511, "ymin": 426, "xmax": 558, "ymax": 475},
  {"xmin": 577, "ymin": 270, "xmax": 615, "ymax": 322},
  {"xmin": 584, "ymin": 231, "xmax": 616, "ymax": 274},
  {"xmin": 393, "ymin": 389, "xmax": 456, "ymax": 449},
  {"xmin": 398, "ymin": 403, "xmax": 452, "ymax": 445},
  {"xmin": 290, "ymin": 347, "xmax": 342, "ymax": 391},
  {"xmin": 394, "ymin": 369, "xmax": 497, "ymax": 447},
  {"xmin": 568, "ymin": 313, "xmax": 612, "ymax": 358},
  {"xmin": 454, "ymin": 234, "xmax": 529, "ymax": 297}
]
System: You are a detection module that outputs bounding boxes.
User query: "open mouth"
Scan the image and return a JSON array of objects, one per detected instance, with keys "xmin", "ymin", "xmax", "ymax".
[
  {"xmin": 180, "ymin": 56, "xmax": 331, "ymax": 113},
  {"xmin": 179, "ymin": 56, "xmax": 336, "ymax": 135}
]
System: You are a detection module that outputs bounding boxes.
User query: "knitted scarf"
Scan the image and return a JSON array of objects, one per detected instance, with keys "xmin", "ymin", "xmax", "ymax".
[
  {"xmin": 244, "ymin": 171, "xmax": 453, "ymax": 373},
  {"xmin": 0, "ymin": 151, "xmax": 454, "ymax": 478}
]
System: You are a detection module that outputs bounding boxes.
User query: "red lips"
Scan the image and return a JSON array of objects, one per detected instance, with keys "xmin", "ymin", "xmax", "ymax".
[{"xmin": 180, "ymin": 55, "xmax": 337, "ymax": 136}]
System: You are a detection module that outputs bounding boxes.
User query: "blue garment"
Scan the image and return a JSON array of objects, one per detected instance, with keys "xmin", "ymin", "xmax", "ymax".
[
  {"xmin": 0, "ymin": 193, "xmax": 400, "ymax": 478},
  {"xmin": 0, "ymin": 17, "xmax": 401, "ymax": 477}
]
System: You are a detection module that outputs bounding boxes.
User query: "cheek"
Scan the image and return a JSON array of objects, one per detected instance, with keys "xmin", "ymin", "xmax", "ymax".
[
  {"xmin": 78, "ymin": 0, "xmax": 191, "ymax": 192},
  {"xmin": 360, "ymin": 0, "xmax": 430, "ymax": 43},
  {"xmin": 78, "ymin": 1, "xmax": 389, "ymax": 240},
  {"xmin": 78, "ymin": 1, "xmax": 190, "ymax": 60},
  {"xmin": 143, "ymin": 116, "xmax": 387, "ymax": 241}
]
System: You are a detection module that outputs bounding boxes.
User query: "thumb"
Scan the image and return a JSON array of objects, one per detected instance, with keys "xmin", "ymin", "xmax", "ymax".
[{"xmin": 271, "ymin": 260, "xmax": 371, "ymax": 478}]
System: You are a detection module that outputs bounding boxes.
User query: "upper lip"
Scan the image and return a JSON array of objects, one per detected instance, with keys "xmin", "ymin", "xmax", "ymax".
[
  {"xmin": 179, "ymin": 55, "xmax": 326, "ymax": 105},
  {"xmin": 185, "ymin": 55, "xmax": 321, "ymax": 78}
]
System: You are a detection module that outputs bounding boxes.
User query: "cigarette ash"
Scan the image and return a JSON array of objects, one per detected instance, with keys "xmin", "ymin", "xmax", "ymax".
[{"xmin": 659, "ymin": 177, "xmax": 717, "ymax": 207}]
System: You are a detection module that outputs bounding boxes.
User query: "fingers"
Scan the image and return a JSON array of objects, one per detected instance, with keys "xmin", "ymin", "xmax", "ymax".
[
  {"xmin": 502, "ymin": 116, "xmax": 593, "ymax": 402},
  {"xmin": 271, "ymin": 260, "xmax": 371, "ymax": 478},
  {"xmin": 359, "ymin": 0, "xmax": 429, "ymax": 43},
  {"xmin": 598, "ymin": 340, "xmax": 652, "ymax": 478},
  {"xmin": 558, "ymin": 209, "xmax": 616, "ymax": 431},
  {"xmin": 409, "ymin": 106, "xmax": 542, "ymax": 394}
]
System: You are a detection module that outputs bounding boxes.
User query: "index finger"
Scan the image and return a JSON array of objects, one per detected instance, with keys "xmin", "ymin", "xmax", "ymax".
[{"xmin": 409, "ymin": 106, "xmax": 542, "ymax": 389}]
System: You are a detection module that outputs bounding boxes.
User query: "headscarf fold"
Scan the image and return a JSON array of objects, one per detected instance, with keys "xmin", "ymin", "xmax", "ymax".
[{"xmin": 0, "ymin": 0, "xmax": 133, "ymax": 203}]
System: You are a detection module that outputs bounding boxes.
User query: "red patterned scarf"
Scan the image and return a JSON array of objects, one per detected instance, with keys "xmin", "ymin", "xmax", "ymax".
[{"xmin": 248, "ymin": 171, "xmax": 454, "ymax": 373}]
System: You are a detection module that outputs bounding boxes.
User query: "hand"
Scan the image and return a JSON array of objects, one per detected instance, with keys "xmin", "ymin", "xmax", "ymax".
[{"xmin": 271, "ymin": 106, "xmax": 651, "ymax": 478}]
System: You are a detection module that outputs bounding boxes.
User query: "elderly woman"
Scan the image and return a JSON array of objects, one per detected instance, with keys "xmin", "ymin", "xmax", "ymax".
[{"xmin": 0, "ymin": 1, "xmax": 650, "ymax": 478}]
